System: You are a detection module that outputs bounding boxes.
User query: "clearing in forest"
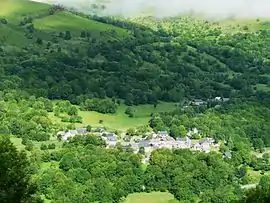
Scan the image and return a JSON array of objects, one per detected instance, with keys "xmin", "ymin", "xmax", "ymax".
[{"xmin": 123, "ymin": 192, "xmax": 179, "ymax": 203}]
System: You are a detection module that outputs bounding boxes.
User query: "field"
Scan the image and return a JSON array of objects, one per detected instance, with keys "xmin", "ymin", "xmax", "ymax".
[
  {"xmin": 123, "ymin": 192, "xmax": 179, "ymax": 203},
  {"xmin": 0, "ymin": 0, "xmax": 50, "ymax": 20},
  {"xmin": 79, "ymin": 102, "xmax": 177, "ymax": 129},
  {"xmin": 0, "ymin": 0, "xmax": 129, "ymax": 47},
  {"xmin": 49, "ymin": 102, "xmax": 177, "ymax": 130},
  {"xmin": 34, "ymin": 11, "xmax": 129, "ymax": 37}
]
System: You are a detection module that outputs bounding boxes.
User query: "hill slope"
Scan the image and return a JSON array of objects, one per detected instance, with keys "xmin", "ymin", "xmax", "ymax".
[
  {"xmin": 0, "ymin": 0, "xmax": 269, "ymax": 106},
  {"xmin": 0, "ymin": 0, "xmax": 129, "ymax": 46}
]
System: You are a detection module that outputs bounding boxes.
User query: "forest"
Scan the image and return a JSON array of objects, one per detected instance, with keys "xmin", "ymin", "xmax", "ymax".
[
  {"xmin": 0, "ymin": 2, "xmax": 270, "ymax": 106},
  {"xmin": 0, "ymin": 0, "xmax": 270, "ymax": 202}
]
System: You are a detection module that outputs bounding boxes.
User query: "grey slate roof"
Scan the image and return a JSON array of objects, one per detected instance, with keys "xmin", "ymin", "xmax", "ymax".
[
  {"xmin": 177, "ymin": 137, "xmax": 190, "ymax": 142},
  {"xmin": 224, "ymin": 151, "xmax": 232, "ymax": 159},
  {"xmin": 157, "ymin": 131, "xmax": 168, "ymax": 136},
  {"xmin": 139, "ymin": 139, "xmax": 150, "ymax": 148},
  {"xmin": 76, "ymin": 128, "xmax": 88, "ymax": 134},
  {"xmin": 107, "ymin": 135, "xmax": 117, "ymax": 141}
]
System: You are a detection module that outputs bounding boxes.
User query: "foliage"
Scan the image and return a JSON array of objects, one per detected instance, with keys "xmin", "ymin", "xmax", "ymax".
[
  {"xmin": 239, "ymin": 175, "xmax": 270, "ymax": 203},
  {"xmin": 0, "ymin": 136, "xmax": 37, "ymax": 203},
  {"xmin": 144, "ymin": 149, "xmax": 240, "ymax": 202},
  {"xmin": 149, "ymin": 102, "xmax": 270, "ymax": 151},
  {"xmin": 125, "ymin": 107, "xmax": 135, "ymax": 117},
  {"xmin": 0, "ymin": 0, "xmax": 269, "ymax": 202},
  {"xmin": 37, "ymin": 136, "xmax": 143, "ymax": 202},
  {"xmin": 1, "ymin": 1, "xmax": 270, "ymax": 106},
  {"xmin": 80, "ymin": 98, "xmax": 118, "ymax": 114}
]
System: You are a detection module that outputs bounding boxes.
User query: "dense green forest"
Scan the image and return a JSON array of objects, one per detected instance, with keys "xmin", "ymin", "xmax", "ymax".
[
  {"xmin": 1, "ymin": 1, "xmax": 270, "ymax": 106},
  {"xmin": 1, "ymin": 0, "xmax": 270, "ymax": 202}
]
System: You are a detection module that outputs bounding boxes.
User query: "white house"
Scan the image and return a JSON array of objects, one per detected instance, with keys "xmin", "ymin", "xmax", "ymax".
[{"xmin": 57, "ymin": 128, "xmax": 88, "ymax": 141}]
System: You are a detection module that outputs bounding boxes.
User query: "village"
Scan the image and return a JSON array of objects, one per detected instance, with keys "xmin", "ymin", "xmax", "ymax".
[
  {"xmin": 56, "ymin": 97, "xmax": 233, "ymax": 161},
  {"xmin": 57, "ymin": 127, "xmax": 221, "ymax": 156}
]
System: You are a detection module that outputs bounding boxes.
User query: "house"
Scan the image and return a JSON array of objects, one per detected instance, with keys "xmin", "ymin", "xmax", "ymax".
[
  {"xmin": 149, "ymin": 138, "xmax": 160, "ymax": 148},
  {"xmin": 222, "ymin": 98, "xmax": 230, "ymax": 102},
  {"xmin": 57, "ymin": 128, "xmax": 89, "ymax": 141},
  {"xmin": 131, "ymin": 143, "xmax": 139, "ymax": 152},
  {"xmin": 157, "ymin": 131, "xmax": 169, "ymax": 140},
  {"xmin": 215, "ymin": 97, "xmax": 222, "ymax": 101},
  {"xmin": 139, "ymin": 139, "xmax": 150, "ymax": 148},
  {"xmin": 192, "ymin": 143, "xmax": 202, "ymax": 151},
  {"xmin": 187, "ymin": 128, "xmax": 199, "ymax": 137},
  {"xmin": 198, "ymin": 138, "xmax": 214, "ymax": 153},
  {"xmin": 97, "ymin": 127, "xmax": 105, "ymax": 134},
  {"xmin": 76, "ymin": 128, "xmax": 88, "ymax": 134},
  {"xmin": 121, "ymin": 144, "xmax": 131, "ymax": 149},
  {"xmin": 192, "ymin": 99, "xmax": 206, "ymax": 106},
  {"xmin": 106, "ymin": 133, "xmax": 116, "ymax": 137},
  {"xmin": 166, "ymin": 136, "xmax": 175, "ymax": 142},
  {"xmin": 106, "ymin": 134, "xmax": 118, "ymax": 147},
  {"xmin": 157, "ymin": 131, "xmax": 168, "ymax": 136},
  {"xmin": 223, "ymin": 151, "xmax": 232, "ymax": 159},
  {"xmin": 138, "ymin": 139, "xmax": 152, "ymax": 152},
  {"xmin": 175, "ymin": 137, "xmax": 191, "ymax": 148}
]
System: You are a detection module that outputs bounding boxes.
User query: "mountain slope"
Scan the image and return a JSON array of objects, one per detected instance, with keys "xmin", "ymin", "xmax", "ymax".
[{"xmin": 0, "ymin": 0, "xmax": 269, "ymax": 106}]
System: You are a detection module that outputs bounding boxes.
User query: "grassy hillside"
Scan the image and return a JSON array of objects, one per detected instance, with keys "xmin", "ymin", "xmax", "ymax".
[
  {"xmin": 0, "ymin": 0, "xmax": 270, "ymax": 128},
  {"xmin": 34, "ymin": 11, "xmax": 128, "ymax": 37},
  {"xmin": 49, "ymin": 102, "xmax": 177, "ymax": 130},
  {"xmin": 123, "ymin": 192, "xmax": 179, "ymax": 203},
  {"xmin": 0, "ymin": 0, "xmax": 50, "ymax": 20},
  {"xmin": 0, "ymin": 0, "xmax": 129, "ymax": 47}
]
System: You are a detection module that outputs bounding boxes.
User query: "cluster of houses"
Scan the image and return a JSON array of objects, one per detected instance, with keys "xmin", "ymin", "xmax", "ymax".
[
  {"xmin": 131, "ymin": 130, "xmax": 218, "ymax": 154},
  {"xmin": 57, "ymin": 128, "xmax": 88, "ymax": 140},
  {"xmin": 186, "ymin": 97, "xmax": 230, "ymax": 106},
  {"xmin": 57, "ymin": 127, "xmax": 219, "ymax": 154}
]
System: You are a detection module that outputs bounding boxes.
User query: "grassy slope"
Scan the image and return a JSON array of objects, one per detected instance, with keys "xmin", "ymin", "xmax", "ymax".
[
  {"xmin": 0, "ymin": 0, "xmax": 49, "ymax": 45},
  {"xmin": 0, "ymin": 0, "xmax": 50, "ymax": 20},
  {"xmin": 0, "ymin": 0, "xmax": 129, "ymax": 47},
  {"xmin": 79, "ymin": 102, "xmax": 176, "ymax": 130},
  {"xmin": 123, "ymin": 192, "xmax": 179, "ymax": 203},
  {"xmin": 213, "ymin": 18, "xmax": 267, "ymax": 32},
  {"xmin": 34, "ymin": 11, "xmax": 128, "ymax": 37}
]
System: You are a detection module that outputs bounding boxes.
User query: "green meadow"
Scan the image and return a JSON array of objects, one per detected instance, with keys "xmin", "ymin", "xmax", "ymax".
[
  {"xmin": 123, "ymin": 192, "xmax": 179, "ymax": 203},
  {"xmin": 0, "ymin": 0, "xmax": 129, "ymax": 47},
  {"xmin": 0, "ymin": 0, "xmax": 50, "ymax": 21},
  {"xmin": 34, "ymin": 11, "xmax": 129, "ymax": 37},
  {"xmin": 49, "ymin": 102, "xmax": 177, "ymax": 130}
]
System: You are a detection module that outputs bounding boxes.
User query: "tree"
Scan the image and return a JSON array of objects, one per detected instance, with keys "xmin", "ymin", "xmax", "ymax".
[
  {"xmin": 36, "ymin": 37, "xmax": 43, "ymax": 45},
  {"xmin": 47, "ymin": 143, "xmax": 56, "ymax": 150},
  {"xmin": 86, "ymin": 125, "xmax": 92, "ymax": 132},
  {"xmin": 25, "ymin": 141, "xmax": 34, "ymax": 151},
  {"xmin": 179, "ymin": 125, "xmax": 187, "ymax": 137},
  {"xmin": 0, "ymin": 136, "xmax": 37, "ymax": 203},
  {"xmin": 126, "ymin": 128, "xmax": 136, "ymax": 136},
  {"xmin": 125, "ymin": 107, "xmax": 135, "ymax": 117},
  {"xmin": 40, "ymin": 144, "xmax": 48, "ymax": 150},
  {"xmin": 64, "ymin": 31, "xmax": 72, "ymax": 40},
  {"xmin": 138, "ymin": 147, "xmax": 145, "ymax": 155},
  {"xmin": 80, "ymin": 30, "xmax": 86, "ymax": 38},
  {"xmin": 170, "ymin": 124, "xmax": 181, "ymax": 138},
  {"xmin": 0, "ymin": 18, "xmax": 8, "ymax": 24},
  {"xmin": 67, "ymin": 106, "xmax": 78, "ymax": 116}
]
